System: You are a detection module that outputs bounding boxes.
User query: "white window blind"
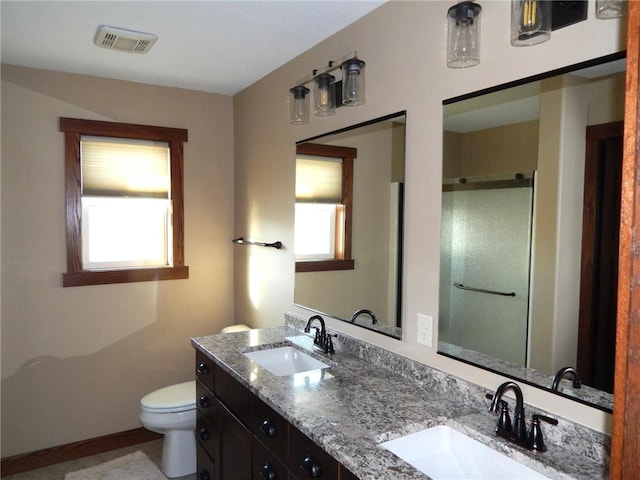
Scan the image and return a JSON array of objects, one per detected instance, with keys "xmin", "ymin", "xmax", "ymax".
[
  {"xmin": 81, "ymin": 136, "xmax": 170, "ymax": 198},
  {"xmin": 79, "ymin": 135, "xmax": 172, "ymax": 270},
  {"xmin": 295, "ymin": 155, "xmax": 342, "ymax": 203}
]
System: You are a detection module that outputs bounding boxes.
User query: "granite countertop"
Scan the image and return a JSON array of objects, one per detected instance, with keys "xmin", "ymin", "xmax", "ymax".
[{"xmin": 192, "ymin": 325, "xmax": 608, "ymax": 480}]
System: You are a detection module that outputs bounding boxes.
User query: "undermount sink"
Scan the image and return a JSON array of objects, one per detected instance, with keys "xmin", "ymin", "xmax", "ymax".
[
  {"xmin": 243, "ymin": 346, "xmax": 330, "ymax": 377},
  {"xmin": 380, "ymin": 425, "xmax": 550, "ymax": 479}
]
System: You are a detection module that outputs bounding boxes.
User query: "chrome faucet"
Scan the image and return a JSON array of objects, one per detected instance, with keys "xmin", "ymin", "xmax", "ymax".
[
  {"xmin": 488, "ymin": 381, "xmax": 558, "ymax": 452},
  {"xmin": 304, "ymin": 315, "xmax": 334, "ymax": 354},
  {"xmin": 551, "ymin": 366, "xmax": 582, "ymax": 391},
  {"xmin": 350, "ymin": 309, "xmax": 378, "ymax": 324}
]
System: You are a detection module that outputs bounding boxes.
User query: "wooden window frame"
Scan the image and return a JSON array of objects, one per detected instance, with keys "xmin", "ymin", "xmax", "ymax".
[
  {"xmin": 295, "ymin": 143, "xmax": 355, "ymax": 273},
  {"xmin": 59, "ymin": 117, "xmax": 189, "ymax": 287}
]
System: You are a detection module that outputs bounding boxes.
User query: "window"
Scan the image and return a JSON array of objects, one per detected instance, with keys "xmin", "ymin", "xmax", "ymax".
[
  {"xmin": 60, "ymin": 117, "xmax": 189, "ymax": 286},
  {"xmin": 295, "ymin": 143, "xmax": 355, "ymax": 272}
]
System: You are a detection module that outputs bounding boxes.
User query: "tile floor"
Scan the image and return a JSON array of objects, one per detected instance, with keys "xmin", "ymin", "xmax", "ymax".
[{"xmin": 2, "ymin": 439, "xmax": 196, "ymax": 480}]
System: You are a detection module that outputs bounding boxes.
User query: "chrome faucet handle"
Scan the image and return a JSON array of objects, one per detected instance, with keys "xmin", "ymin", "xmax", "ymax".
[{"xmin": 527, "ymin": 414, "xmax": 558, "ymax": 452}]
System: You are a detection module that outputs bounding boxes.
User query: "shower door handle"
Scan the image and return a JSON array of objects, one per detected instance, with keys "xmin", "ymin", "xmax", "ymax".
[{"xmin": 454, "ymin": 283, "xmax": 516, "ymax": 297}]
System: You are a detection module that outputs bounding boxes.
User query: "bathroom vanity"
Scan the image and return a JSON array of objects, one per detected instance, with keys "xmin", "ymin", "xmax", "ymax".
[
  {"xmin": 192, "ymin": 322, "xmax": 609, "ymax": 479},
  {"xmin": 195, "ymin": 347, "xmax": 358, "ymax": 479}
]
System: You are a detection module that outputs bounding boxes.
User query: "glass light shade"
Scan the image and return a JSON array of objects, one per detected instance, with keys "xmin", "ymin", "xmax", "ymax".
[
  {"xmin": 447, "ymin": 1, "xmax": 481, "ymax": 68},
  {"xmin": 341, "ymin": 58, "xmax": 366, "ymax": 106},
  {"xmin": 595, "ymin": 0, "xmax": 625, "ymax": 19},
  {"xmin": 289, "ymin": 86, "xmax": 310, "ymax": 125},
  {"xmin": 313, "ymin": 73, "xmax": 336, "ymax": 116},
  {"xmin": 511, "ymin": 0, "xmax": 551, "ymax": 46}
]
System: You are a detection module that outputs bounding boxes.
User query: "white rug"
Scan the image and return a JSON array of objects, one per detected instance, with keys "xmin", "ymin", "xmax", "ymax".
[{"xmin": 65, "ymin": 451, "xmax": 166, "ymax": 480}]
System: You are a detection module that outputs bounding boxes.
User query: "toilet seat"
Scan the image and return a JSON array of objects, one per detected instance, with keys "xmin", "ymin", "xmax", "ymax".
[{"xmin": 140, "ymin": 380, "xmax": 195, "ymax": 413}]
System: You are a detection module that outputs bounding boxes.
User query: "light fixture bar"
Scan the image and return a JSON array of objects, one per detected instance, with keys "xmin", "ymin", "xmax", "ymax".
[
  {"xmin": 293, "ymin": 51, "xmax": 358, "ymax": 87},
  {"xmin": 289, "ymin": 51, "xmax": 365, "ymax": 125}
]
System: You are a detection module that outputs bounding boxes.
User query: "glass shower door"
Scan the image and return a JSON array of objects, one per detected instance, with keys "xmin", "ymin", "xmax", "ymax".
[{"xmin": 439, "ymin": 174, "xmax": 534, "ymax": 366}]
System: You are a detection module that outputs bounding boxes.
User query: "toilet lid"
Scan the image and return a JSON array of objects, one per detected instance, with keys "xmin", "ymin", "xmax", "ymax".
[{"xmin": 140, "ymin": 380, "xmax": 195, "ymax": 413}]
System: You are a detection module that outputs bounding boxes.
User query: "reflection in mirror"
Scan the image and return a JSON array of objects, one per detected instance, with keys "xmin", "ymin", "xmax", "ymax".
[
  {"xmin": 439, "ymin": 53, "xmax": 625, "ymax": 412},
  {"xmin": 294, "ymin": 112, "xmax": 406, "ymax": 339}
]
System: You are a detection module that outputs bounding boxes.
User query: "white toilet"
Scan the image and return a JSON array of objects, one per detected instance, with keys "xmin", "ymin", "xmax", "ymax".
[
  {"xmin": 139, "ymin": 381, "xmax": 197, "ymax": 478},
  {"xmin": 139, "ymin": 325, "xmax": 250, "ymax": 478}
]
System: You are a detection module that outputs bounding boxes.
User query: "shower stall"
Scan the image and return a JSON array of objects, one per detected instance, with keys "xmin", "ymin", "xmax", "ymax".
[{"xmin": 439, "ymin": 173, "xmax": 535, "ymax": 366}]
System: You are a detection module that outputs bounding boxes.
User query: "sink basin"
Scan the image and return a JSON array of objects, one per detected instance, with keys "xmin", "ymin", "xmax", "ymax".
[
  {"xmin": 243, "ymin": 346, "xmax": 330, "ymax": 377},
  {"xmin": 380, "ymin": 425, "xmax": 550, "ymax": 479}
]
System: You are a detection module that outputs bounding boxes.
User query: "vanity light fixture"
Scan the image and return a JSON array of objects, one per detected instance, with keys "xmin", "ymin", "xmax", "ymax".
[
  {"xmin": 447, "ymin": 1, "xmax": 482, "ymax": 68},
  {"xmin": 511, "ymin": 0, "xmax": 552, "ymax": 46},
  {"xmin": 313, "ymin": 72, "xmax": 337, "ymax": 116},
  {"xmin": 289, "ymin": 52, "xmax": 366, "ymax": 125},
  {"xmin": 341, "ymin": 58, "xmax": 366, "ymax": 105},
  {"xmin": 289, "ymin": 86, "xmax": 311, "ymax": 125}
]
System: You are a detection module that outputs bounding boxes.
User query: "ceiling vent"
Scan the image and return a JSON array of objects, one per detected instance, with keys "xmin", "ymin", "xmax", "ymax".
[{"xmin": 94, "ymin": 25, "xmax": 157, "ymax": 54}]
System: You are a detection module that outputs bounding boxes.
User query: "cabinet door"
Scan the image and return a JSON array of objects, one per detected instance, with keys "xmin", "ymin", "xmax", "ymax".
[
  {"xmin": 215, "ymin": 365, "xmax": 255, "ymax": 426},
  {"xmin": 196, "ymin": 441, "xmax": 216, "ymax": 480},
  {"xmin": 219, "ymin": 399, "xmax": 253, "ymax": 480},
  {"xmin": 289, "ymin": 427, "xmax": 338, "ymax": 480},
  {"xmin": 253, "ymin": 397, "xmax": 289, "ymax": 460},
  {"xmin": 196, "ymin": 411, "xmax": 217, "ymax": 465},
  {"xmin": 196, "ymin": 380, "xmax": 217, "ymax": 424},
  {"xmin": 196, "ymin": 349, "xmax": 215, "ymax": 391},
  {"xmin": 253, "ymin": 437, "xmax": 289, "ymax": 480}
]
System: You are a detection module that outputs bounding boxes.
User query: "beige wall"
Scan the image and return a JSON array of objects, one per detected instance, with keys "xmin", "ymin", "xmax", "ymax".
[
  {"xmin": 233, "ymin": 0, "xmax": 625, "ymax": 432},
  {"xmin": 443, "ymin": 120, "xmax": 539, "ymax": 178},
  {"xmin": 1, "ymin": 66, "xmax": 235, "ymax": 456}
]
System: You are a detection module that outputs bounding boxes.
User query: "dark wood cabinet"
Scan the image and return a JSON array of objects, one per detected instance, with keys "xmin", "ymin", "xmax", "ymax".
[
  {"xmin": 195, "ymin": 349, "xmax": 360, "ymax": 480},
  {"xmin": 289, "ymin": 426, "xmax": 338, "ymax": 479},
  {"xmin": 219, "ymin": 400, "xmax": 252, "ymax": 480},
  {"xmin": 339, "ymin": 467, "xmax": 359, "ymax": 480},
  {"xmin": 253, "ymin": 438, "xmax": 289, "ymax": 480},
  {"xmin": 196, "ymin": 441, "xmax": 216, "ymax": 480},
  {"xmin": 253, "ymin": 397, "xmax": 289, "ymax": 461}
]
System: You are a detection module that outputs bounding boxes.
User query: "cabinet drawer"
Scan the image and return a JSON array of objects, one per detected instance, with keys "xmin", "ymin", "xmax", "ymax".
[
  {"xmin": 196, "ymin": 411, "xmax": 217, "ymax": 462},
  {"xmin": 196, "ymin": 441, "xmax": 216, "ymax": 480},
  {"xmin": 289, "ymin": 427, "xmax": 338, "ymax": 479},
  {"xmin": 253, "ymin": 437, "xmax": 289, "ymax": 480},
  {"xmin": 196, "ymin": 349, "xmax": 215, "ymax": 391},
  {"xmin": 215, "ymin": 366, "xmax": 254, "ymax": 426},
  {"xmin": 253, "ymin": 397, "xmax": 289, "ymax": 460},
  {"xmin": 196, "ymin": 380, "xmax": 217, "ymax": 423}
]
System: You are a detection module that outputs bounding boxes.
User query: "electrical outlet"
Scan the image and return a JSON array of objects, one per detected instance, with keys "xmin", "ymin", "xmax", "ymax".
[{"xmin": 417, "ymin": 313, "xmax": 433, "ymax": 347}]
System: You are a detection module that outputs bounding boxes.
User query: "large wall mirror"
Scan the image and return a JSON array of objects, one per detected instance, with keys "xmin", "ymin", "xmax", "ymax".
[
  {"xmin": 294, "ymin": 111, "xmax": 406, "ymax": 339},
  {"xmin": 438, "ymin": 53, "xmax": 625, "ymax": 412}
]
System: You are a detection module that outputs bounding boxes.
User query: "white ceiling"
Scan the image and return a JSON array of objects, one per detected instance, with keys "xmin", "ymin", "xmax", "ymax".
[{"xmin": 1, "ymin": 1, "xmax": 385, "ymax": 96}]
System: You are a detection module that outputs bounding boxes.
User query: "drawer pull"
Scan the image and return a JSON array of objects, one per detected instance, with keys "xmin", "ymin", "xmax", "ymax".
[
  {"xmin": 198, "ymin": 468, "xmax": 210, "ymax": 480},
  {"xmin": 260, "ymin": 462, "xmax": 277, "ymax": 480},
  {"xmin": 301, "ymin": 456, "xmax": 321, "ymax": 478},
  {"xmin": 198, "ymin": 427, "xmax": 211, "ymax": 441},
  {"xmin": 197, "ymin": 362, "xmax": 209, "ymax": 374},
  {"xmin": 260, "ymin": 418, "xmax": 277, "ymax": 437},
  {"xmin": 198, "ymin": 395, "xmax": 210, "ymax": 408}
]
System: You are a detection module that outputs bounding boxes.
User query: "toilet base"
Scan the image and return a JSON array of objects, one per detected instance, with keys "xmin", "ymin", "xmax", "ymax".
[{"xmin": 161, "ymin": 429, "xmax": 196, "ymax": 478}]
